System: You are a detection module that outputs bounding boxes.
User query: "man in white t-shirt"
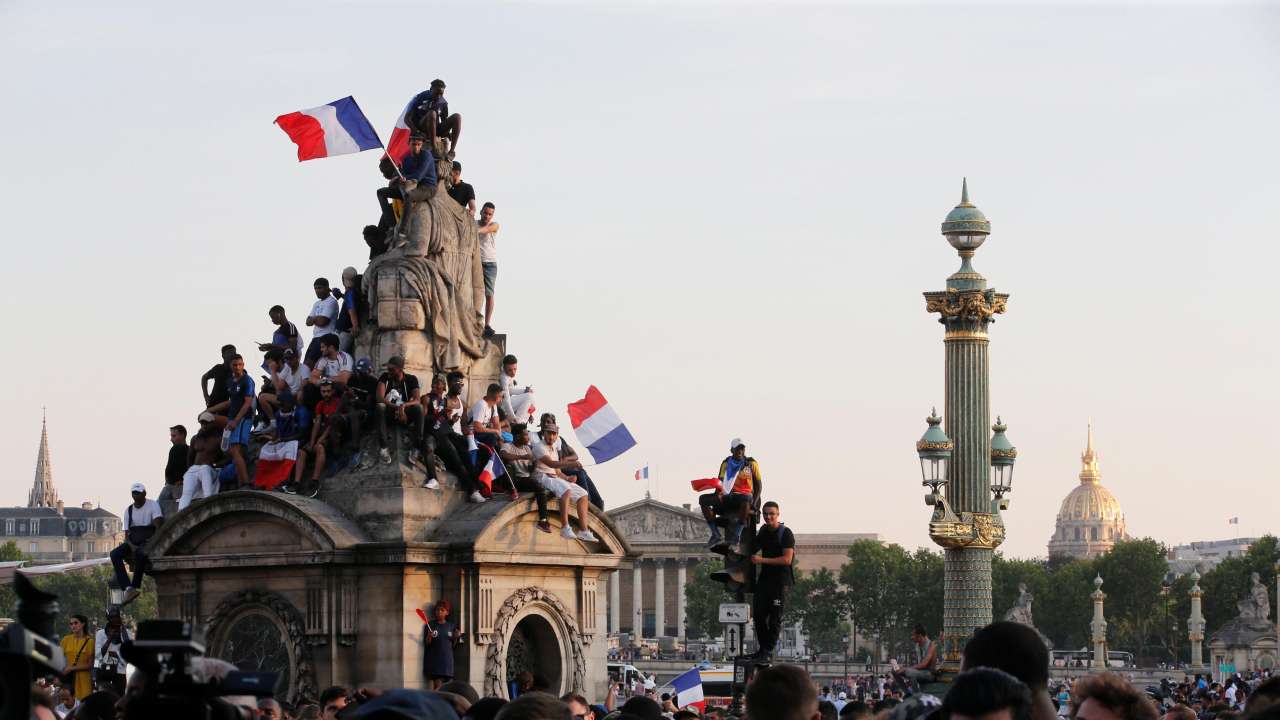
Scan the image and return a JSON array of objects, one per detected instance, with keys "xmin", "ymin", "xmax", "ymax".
[
  {"xmin": 306, "ymin": 336, "xmax": 353, "ymax": 407},
  {"xmin": 110, "ymin": 483, "xmax": 163, "ymax": 605},
  {"xmin": 256, "ymin": 349, "xmax": 310, "ymax": 432},
  {"xmin": 498, "ymin": 353, "xmax": 535, "ymax": 426},
  {"xmin": 531, "ymin": 422, "xmax": 598, "ymax": 542},
  {"xmin": 478, "ymin": 202, "xmax": 500, "ymax": 337},
  {"xmin": 469, "ymin": 382, "xmax": 507, "ymax": 448},
  {"xmin": 303, "ymin": 277, "xmax": 339, "ymax": 366}
]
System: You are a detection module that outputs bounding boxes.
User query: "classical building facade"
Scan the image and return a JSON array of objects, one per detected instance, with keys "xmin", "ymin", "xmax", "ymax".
[
  {"xmin": 1167, "ymin": 538, "xmax": 1259, "ymax": 575},
  {"xmin": 1047, "ymin": 425, "xmax": 1127, "ymax": 559},
  {"xmin": 605, "ymin": 497, "xmax": 877, "ymax": 640},
  {"xmin": 0, "ymin": 415, "xmax": 122, "ymax": 563}
]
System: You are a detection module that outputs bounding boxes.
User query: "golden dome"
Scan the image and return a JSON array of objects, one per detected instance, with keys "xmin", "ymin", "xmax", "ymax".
[
  {"xmin": 1057, "ymin": 480, "xmax": 1125, "ymax": 524},
  {"xmin": 1048, "ymin": 424, "xmax": 1127, "ymax": 558}
]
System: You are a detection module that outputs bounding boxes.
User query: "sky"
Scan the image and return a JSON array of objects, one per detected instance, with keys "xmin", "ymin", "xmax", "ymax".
[{"xmin": 1, "ymin": 1, "xmax": 1278, "ymax": 559}]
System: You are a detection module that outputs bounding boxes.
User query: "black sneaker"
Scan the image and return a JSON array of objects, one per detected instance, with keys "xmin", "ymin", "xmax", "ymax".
[{"xmin": 482, "ymin": 325, "xmax": 495, "ymax": 338}]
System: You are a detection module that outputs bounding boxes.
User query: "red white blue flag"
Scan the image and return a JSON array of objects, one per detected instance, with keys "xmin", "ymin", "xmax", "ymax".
[
  {"xmin": 671, "ymin": 668, "xmax": 705, "ymax": 712},
  {"xmin": 567, "ymin": 386, "xmax": 636, "ymax": 464},
  {"xmin": 274, "ymin": 96, "xmax": 382, "ymax": 161},
  {"xmin": 384, "ymin": 96, "xmax": 416, "ymax": 164},
  {"xmin": 635, "ymin": 465, "xmax": 649, "ymax": 481}
]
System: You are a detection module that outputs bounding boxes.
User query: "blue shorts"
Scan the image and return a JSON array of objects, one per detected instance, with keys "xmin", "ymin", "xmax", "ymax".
[
  {"xmin": 482, "ymin": 262, "xmax": 497, "ymax": 297},
  {"xmin": 226, "ymin": 418, "xmax": 253, "ymax": 447}
]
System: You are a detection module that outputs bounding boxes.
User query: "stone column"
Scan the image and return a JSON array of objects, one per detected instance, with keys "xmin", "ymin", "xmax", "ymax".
[
  {"xmin": 632, "ymin": 561, "xmax": 643, "ymax": 641},
  {"xmin": 610, "ymin": 570, "xmax": 621, "ymax": 634},
  {"xmin": 1090, "ymin": 574, "xmax": 1108, "ymax": 670},
  {"xmin": 677, "ymin": 559, "xmax": 688, "ymax": 643},
  {"xmin": 654, "ymin": 559, "xmax": 666, "ymax": 638},
  {"xmin": 1187, "ymin": 569, "xmax": 1206, "ymax": 670}
]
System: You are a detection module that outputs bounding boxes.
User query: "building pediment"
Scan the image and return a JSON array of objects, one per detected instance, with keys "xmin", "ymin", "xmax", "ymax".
[{"xmin": 608, "ymin": 499, "xmax": 707, "ymax": 544}]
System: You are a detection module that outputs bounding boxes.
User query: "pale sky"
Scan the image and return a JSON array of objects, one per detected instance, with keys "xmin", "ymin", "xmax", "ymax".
[{"xmin": 2, "ymin": 1, "xmax": 1277, "ymax": 559}]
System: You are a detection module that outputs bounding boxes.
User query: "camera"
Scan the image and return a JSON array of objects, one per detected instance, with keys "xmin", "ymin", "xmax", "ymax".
[{"xmin": 0, "ymin": 574, "xmax": 66, "ymax": 720}]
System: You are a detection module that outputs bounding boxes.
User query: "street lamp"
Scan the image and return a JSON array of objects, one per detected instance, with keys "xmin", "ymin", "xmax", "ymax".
[
  {"xmin": 1161, "ymin": 571, "xmax": 1175, "ymax": 666},
  {"xmin": 842, "ymin": 635, "xmax": 850, "ymax": 688},
  {"xmin": 990, "ymin": 418, "xmax": 1017, "ymax": 505},
  {"xmin": 917, "ymin": 409, "xmax": 953, "ymax": 497}
]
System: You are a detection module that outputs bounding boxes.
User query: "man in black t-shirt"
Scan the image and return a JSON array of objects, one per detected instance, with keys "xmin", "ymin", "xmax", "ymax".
[
  {"xmin": 447, "ymin": 161, "xmax": 476, "ymax": 216},
  {"xmin": 159, "ymin": 425, "xmax": 189, "ymax": 517},
  {"xmin": 750, "ymin": 500, "xmax": 795, "ymax": 660},
  {"xmin": 200, "ymin": 344, "xmax": 236, "ymax": 407},
  {"xmin": 375, "ymin": 355, "xmax": 425, "ymax": 466}
]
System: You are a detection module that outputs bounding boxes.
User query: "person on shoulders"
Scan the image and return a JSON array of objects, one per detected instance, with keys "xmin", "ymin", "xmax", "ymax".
[
  {"xmin": 748, "ymin": 501, "xmax": 795, "ymax": 660},
  {"xmin": 180, "ymin": 412, "xmax": 224, "ymax": 510},
  {"xmin": 110, "ymin": 483, "xmax": 163, "ymax": 606},
  {"xmin": 206, "ymin": 354, "xmax": 254, "ymax": 487},
  {"xmin": 200, "ymin": 344, "xmax": 236, "ymax": 408},
  {"xmin": 477, "ymin": 202, "xmax": 500, "ymax": 337},
  {"xmin": 407, "ymin": 79, "xmax": 461, "ymax": 158},
  {"xmin": 447, "ymin": 161, "xmax": 476, "ymax": 216},
  {"xmin": 375, "ymin": 356, "xmax": 425, "ymax": 466}
]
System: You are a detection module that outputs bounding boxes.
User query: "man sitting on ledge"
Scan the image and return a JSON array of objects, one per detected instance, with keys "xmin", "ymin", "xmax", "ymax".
[
  {"xmin": 111, "ymin": 483, "xmax": 163, "ymax": 605},
  {"xmin": 376, "ymin": 133, "xmax": 436, "ymax": 242},
  {"xmin": 532, "ymin": 420, "xmax": 598, "ymax": 543},
  {"xmin": 699, "ymin": 438, "xmax": 761, "ymax": 551}
]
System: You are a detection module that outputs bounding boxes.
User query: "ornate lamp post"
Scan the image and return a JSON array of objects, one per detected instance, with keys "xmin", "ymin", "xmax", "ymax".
[
  {"xmin": 918, "ymin": 180, "xmax": 1016, "ymax": 673},
  {"xmin": 1091, "ymin": 574, "xmax": 1108, "ymax": 670},
  {"xmin": 1188, "ymin": 569, "xmax": 1206, "ymax": 670}
]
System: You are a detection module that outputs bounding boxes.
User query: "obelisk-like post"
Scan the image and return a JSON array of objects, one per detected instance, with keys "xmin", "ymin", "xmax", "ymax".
[
  {"xmin": 1187, "ymin": 569, "xmax": 1206, "ymax": 670},
  {"xmin": 1090, "ymin": 574, "xmax": 1108, "ymax": 670},
  {"xmin": 922, "ymin": 181, "xmax": 1013, "ymax": 672}
]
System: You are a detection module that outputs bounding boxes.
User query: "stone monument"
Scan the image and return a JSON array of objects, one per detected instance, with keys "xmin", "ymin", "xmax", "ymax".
[
  {"xmin": 1002, "ymin": 583, "xmax": 1053, "ymax": 650},
  {"xmin": 1208, "ymin": 571, "xmax": 1278, "ymax": 671},
  {"xmin": 147, "ymin": 147, "xmax": 637, "ymax": 701},
  {"xmin": 1089, "ymin": 574, "xmax": 1108, "ymax": 670}
]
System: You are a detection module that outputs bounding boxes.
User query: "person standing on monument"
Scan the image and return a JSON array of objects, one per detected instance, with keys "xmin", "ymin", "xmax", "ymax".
[
  {"xmin": 334, "ymin": 267, "xmax": 360, "ymax": 354},
  {"xmin": 180, "ymin": 412, "xmax": 223, "ymax": 510},
  {"xmin": 304, "ymin": 278, "xmax": 339, "ymax": 367},
  {"xmin": 478, "ymin": 202, "xmax": 500, "ymax": 337},
  {"xmin": 447, "ymin": 161, "xmax": 476, "ymax": 216},
  {"xmin": 205, "ymin": 354, "xmax": 255, "ymax": 487},
  {"xmin": 375, "ymin": 355, "xmax": 425, "ymax": 466},
  {"xmin": 159, "ymin": 424, "xmax": 189, "ymax": 517},
  {"xmin": 748, "ymin": 500, "xmax": 794, "ymax": 660},
  {"xmin": 258, "ymin": 305, "xmax": 302, "ymax": 369},
  {"xmin": 200, "ymin": 344, "xmax": 236, "ymax": 407},
  {"xmin": 421, "ymin": 599, "xmax": 462, "ymax": 691}
]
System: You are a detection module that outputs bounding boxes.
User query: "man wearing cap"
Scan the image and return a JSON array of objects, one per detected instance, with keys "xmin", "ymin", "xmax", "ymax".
[
  {"xmin": 335, "ymin": 267, "xmax": 360, "ymax": 354},
  {"xmin": 535, "ymin": 413, "xmax": 604, "ymax": 510},
  {"xmin": 376, "ymin": 133, "xmax": 437, "ymax": 237},
  {"xmin": 180, "ymin": 412, "xmax": 224, "ymax": 510},
  {"xmin": 407, "ymin": 79, "xmax": 462, "ymax": 158},
  {"xmin": 376, "ymin": 356, "xmax": 425, "ymax": 466},
  {"xmin": 531, "ymin": 420, "xmax": 599, "ymax": 542},
  {"xmin": 447, "ymin": 160, "xmax": 476, "ymax": 215},
  {"xmin": 698, "ymin": 438, "xmax": 762, "ymax": 551},
  {"xmin": 110, "ymin": 484, "xmax": 163, "ymax": 605}
]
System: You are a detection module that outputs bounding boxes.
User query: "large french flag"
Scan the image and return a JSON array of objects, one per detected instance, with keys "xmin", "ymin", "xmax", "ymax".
[
  {"xmin": 384, "ymin": 96, "xmax": 416, "ymax": 165},
  {"xmin": 567, "ymin": 386, "xmax": 636, "ymax": 464},
  {"xmin": 671, "ymin": 668, "xmax": 705, "ymax": 712},
  {"xmin": 467, "ymin": 435, "xmax": 507, "ymax": 497},
  {"xmin": 274, "ymin": 96, "xmax": 382, "ymax": 161}
]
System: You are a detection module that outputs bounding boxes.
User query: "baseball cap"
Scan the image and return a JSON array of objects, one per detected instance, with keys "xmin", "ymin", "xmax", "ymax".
[
  {"xmin": 283, "ymin": 348, "xmax": 296, "ymax": 358},
  {"xmin": 355, "ymin": 357, "xmax": 373, "ymax": 373},
  {"xmin": 730, "ymin": 437, "xmax": 745, "ymax": 450},
  {"xmin": 130, "ymin": 483, "xmax": 147, "ymax": 494},
  {"xmin": 541, "ymin": 422, "xmax": 559, "ymax": 434},
  {"xmin": 409, "ymin": 132, "xmax": 426, "ymax": 142},
  {"xmin": 198, "ymin": 412, "xmax": 216, "ymax": 423}
]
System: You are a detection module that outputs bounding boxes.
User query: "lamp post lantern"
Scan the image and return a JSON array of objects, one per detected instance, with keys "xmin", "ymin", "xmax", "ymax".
[{"xmin": 919, "ymin": 180, "xmax": 1015, "ymax": 673}]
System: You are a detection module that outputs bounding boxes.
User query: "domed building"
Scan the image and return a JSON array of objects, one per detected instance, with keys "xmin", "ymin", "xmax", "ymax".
[{"xmin": 1047, "ymin": 425, "xmax": 1128, "ymax": 559}]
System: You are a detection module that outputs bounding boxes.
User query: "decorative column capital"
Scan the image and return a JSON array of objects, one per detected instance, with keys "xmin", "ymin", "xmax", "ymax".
[{"xmin": 924, "ymin": 288, "xmax": 1008, "ymax": 339}]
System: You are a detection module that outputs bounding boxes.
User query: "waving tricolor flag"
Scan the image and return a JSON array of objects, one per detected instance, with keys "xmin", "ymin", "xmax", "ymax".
[
  {"xmin": 467, "ymin": 435, "xmax": 507, "ymax": 497},
  {"xmin": 635, "ymin": 466, "xmax": 649, "ymax": 481},
  {"xmin": 274, "ymin": 96, "xmax": 382, "ymax": 161},
  {"xmin": 384, "ymin": 95, "xmax": 417, "ymax": 164},
  {"xmin": 670, "ymin": 668, "xmax": 705, "ymax": 712},
  {"xmin": 567, "ymin": 386, "xmax": 636, "ymax": 464}
]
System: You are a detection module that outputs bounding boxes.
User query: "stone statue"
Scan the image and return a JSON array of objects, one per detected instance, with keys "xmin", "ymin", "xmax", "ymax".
[
  {"xmin": 1235, "ymin": 572, "xmax": 1271, "ymax": 622},
  {"xmin": 363, "ymin": 153, "xmax": 489, "ymax": 375},
  {"xmin": 1004, "ymin": 583, "xmax": 1035, "ymax": 626}
]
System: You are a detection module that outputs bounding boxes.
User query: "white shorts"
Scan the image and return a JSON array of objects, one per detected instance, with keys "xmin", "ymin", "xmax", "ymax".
[
  {"xmin": 537, "ymin": 474, "xmax": 588, "ymax": 501},
  {"xmin": 259, "ymin": 440, "xmax": 299, "ymax": 462}
]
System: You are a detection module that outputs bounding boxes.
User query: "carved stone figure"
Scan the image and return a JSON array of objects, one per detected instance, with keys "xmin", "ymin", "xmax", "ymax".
[
  {"xmin": 364, "ymin": 158, "xmax": 489, "ymax": 376},
  {"xmin": 1004, "ymin": 583, "xmax": 1035, "ymax": 626},
  {"xmin": 1235, "ymin": 572, "xmax": 1271, "ymax": 622}
]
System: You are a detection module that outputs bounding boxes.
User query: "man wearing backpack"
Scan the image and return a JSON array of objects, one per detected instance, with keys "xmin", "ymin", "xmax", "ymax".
[
  {"xmin": 749, "ymin": 500, "xmax": 795, "ymax": 661},
  {"xmin": 109, "ymin": 483, "xmax": 164, "ymax": 605}
]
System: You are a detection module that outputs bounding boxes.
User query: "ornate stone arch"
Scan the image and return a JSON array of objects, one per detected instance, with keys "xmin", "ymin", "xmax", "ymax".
[
  {"xmin": 205, "ymin": 589, "xmax": 317, "ymax": 703},
  {"xmin": 483, "ymin": 587, "xmax": 587, "ymax": 698}
]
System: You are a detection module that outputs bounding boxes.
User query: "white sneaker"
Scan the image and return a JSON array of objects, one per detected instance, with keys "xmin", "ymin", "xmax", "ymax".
[
  {"xmin": 424, "ymin": 478, "xmax": 440, "ymax": 490},
  {"xmin": 576, "ymin": 530, "xmax": 599, "ymax": 543},
  {"xmin": 469, "ymin": 491, "xmax": 487, "ymax": 503},
  {"xmin": 561, "ymin": 526, "xmax": 577, "ymax": 539},
  {"xmin": 379, "ymin": 447, "xmax": 392, "ymax": 465},
  {"xmin": 252, "ymin": 421, "xmax": 268, "ymax": 435}
]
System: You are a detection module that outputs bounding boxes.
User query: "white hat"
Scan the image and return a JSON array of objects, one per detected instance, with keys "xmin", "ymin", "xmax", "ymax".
[
  {"xmin": 130, "ymin": 482, "xmax": 147, "ymax": 494},
  {"xmin": 839, "ymin": 692, "xmax": 848, "ymax": 700},
  {"xmin": 729, "ymin": 437, "xmax": 745, "ymax": 450}
]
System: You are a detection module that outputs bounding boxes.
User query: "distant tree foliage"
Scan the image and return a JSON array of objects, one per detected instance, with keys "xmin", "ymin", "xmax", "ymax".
[{"xmin": 0, "ymin": 541, "xmax": 157, "ymax": 635}]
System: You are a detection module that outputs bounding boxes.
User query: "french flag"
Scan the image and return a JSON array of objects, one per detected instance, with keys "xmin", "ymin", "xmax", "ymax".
[
  {"xmin": 467, "ymin": 435, "xmax": 506, "ymax": 497},
  {"xmin": 274, "ymin": 96, "xmax": 382, "ymax": 161},
  {"xmin": 671, "ymin": 668, "xmax": 705, "ymax": 712},
  {"xmin": 635, "ymin": 466, "xmax": 649, "ymax": 482},
  {"xmin": 690, "ymin": 478, "xmax": 723, "ymax": 493},
  {"xmin": 384, "ymin": 96, "xmax": 416, "ymax": 164},
  {"xmin": 568, "ymin": 386, "xmax": 636, "ymax": 464}
]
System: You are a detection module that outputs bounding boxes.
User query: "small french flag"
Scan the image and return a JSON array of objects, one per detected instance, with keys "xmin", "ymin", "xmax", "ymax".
[
  {"xmin": 467, "ymin": 436, "xmax": 506, "ymax": 497},
  {"xmin": 274, "ymin": 96, "xmax": 382, "ymax": 162},
  {"xmin": 690, "ymin": 478, "xmax": 722, "ymax": 493},
  {"xmin": 635, "ymin": 466, "xmax": 649, "ymax": 481},
  {"xmin": 567, "ymin": 386, "xmax": 636, "ymax": 464},
  {"xmin": 671, "ymin": 668, "xmax": 705, "ymax": 712},
  {"xmin": 384, "ymin": 95, "xmax": 417, "ymax": 164}
]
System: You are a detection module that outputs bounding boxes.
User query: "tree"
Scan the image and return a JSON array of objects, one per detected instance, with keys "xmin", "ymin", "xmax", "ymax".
[
  {"xmin": 1092, "ymin": 538, "xmax": 1169, "ymax": 663},
  {"xmin": 1037, "ymin": 558, "xmax": 1094, "ymax": 650},
  {"xmin": 1199, "ymin": 535, "xmax": 1279, "ymax": 637},
  {"xmin": 0, "ymin": 566, "xmax": 157, "ymax": 633},
  {"xmin": 789, "ymin": 568, "xmax": 850, "ymax": 656},
  {"xmin": 684, "ymin": 557, "xmax": 726, "ymax": 639},
  {"xmin": 840, "ymin": 540, "xmax": 916, "ymax": 660},
  {"xmin": 0, "ymin": 541, "xmax": 27, "ymax": 615}
]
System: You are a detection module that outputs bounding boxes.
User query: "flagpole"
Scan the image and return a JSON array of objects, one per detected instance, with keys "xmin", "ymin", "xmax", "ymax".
[{"xmin": 347, "ymin": 95, "xmax": 407, "ymax": 182}]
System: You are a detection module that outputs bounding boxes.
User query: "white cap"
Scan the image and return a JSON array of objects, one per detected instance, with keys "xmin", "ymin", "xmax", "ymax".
[
  {"xmin": 130, "ymin": 482, "xmax": 147, "ymax": 494},
  {"xmin": 839, "ymin": 692, "xmax": 848, "ymax": 700},
  {"xmin": 729, "ymin": 437, "xmax": 745, "ymax": 451}
]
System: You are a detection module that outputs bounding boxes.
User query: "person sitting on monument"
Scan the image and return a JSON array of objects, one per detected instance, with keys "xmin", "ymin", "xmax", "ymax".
[
  {"xmin": 470, "ymin": 382, "xmax": 508, "ymax": 449},
  {"xmin": 257, "ymin": 349, "xmax": 310, "ymax": 431},
  {"xmin": 200, "ymin": 343, "xmax": 236, "ymax": 408},
  {"xmin": 500, "ymin": 423, "xmax": 552, "ymax": 534},
  {"xmin": 375, "ymin": 355, "xmax": 426, "ymax": 466},
  {"xmin": 258, "ymin": 392, "xmax": 310, "ymax": 492},
  {"xmin": 407, "ymin": 79, "xmax": 461, "ymax": 158},
  {"xmin": 110, "ymin": 483, "xmax": 163, "ymax": 605},
  {"xmin": 303, "ymin": 380, "xmax": 345, "ymax": 496},
  {"xmin": 448, "ymin": 160, "xmax": 476, "ymax": 216},
  {"xmin": 258, "ymin": 304, "xmax": 303, "ymax": 369},
  {"xmin": 698, "ymin": 438, "xmax": 761, "ymax": 551},
  {"xmin": 344, "ymin": 357, "xmax": 378, "ymax": 466},
  {"xmin": 421, "ymin": 374, "xmax": 475, "ymax": 491},
  {"xmin": 204, "ymin": 354, "xmax": 255, "ymax": 488},
  {"xmin": 498, "ymin": 354, "xmax": 536, "ymax": 427},
  {"xmin": 894, "ymin": 624, "xmax": 939, "ymax": 686},
  {"xmin": 304, "ymin": 278, "xmax": 339, "ymax": 367},
  {"xmin": 376, "ymin": 133, "xmax": 437, "ymax": 240},
  {"xmin": 180, "ymin": 412, "xmax": 224, "ymax": 510},
  {"xmin": 531, "ymin": 420, "xmax": 598, "ymax": 543},
  {"xmin": 534, "ymin": 413, "xmax": 604, "ymax": 510},
  {"xmin": 160, "ymin": 424, "xmax": 189, "ymax": 517},
  {"xmin": 306, "ymin": 334, "xmax": 353, "ymax": 409}
]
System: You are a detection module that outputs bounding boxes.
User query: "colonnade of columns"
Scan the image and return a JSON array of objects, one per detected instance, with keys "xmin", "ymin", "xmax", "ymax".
[{"xmin": 608, "ymin": 556, "xmax": 694, "ymax": 638}]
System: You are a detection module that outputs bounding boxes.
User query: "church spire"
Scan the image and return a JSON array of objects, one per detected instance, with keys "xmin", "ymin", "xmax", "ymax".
[
  {"xmin": 1079, "ymin": 421, "xmax": 1100, "ymax": 483},
  {"xmin": 29, "ymin": 410, "xmax": 59, "ymax": 508}
]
